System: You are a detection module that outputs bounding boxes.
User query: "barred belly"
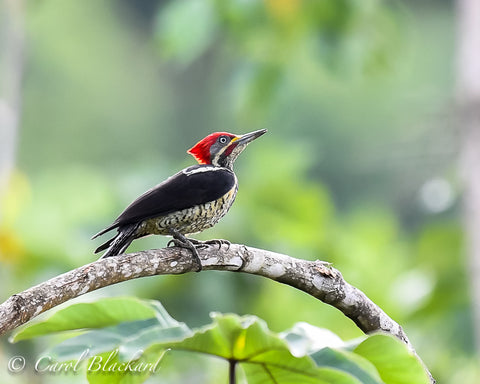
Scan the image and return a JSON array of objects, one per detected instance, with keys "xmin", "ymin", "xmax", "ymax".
[{"xmin": 139, "ymin": 185, "xmax": 238, "ymax": 236}]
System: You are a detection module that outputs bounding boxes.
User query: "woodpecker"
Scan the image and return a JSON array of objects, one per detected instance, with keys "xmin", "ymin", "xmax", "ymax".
[{"xmin": 92, "ymin": 129, "xmax": 267, "ymax": 270}]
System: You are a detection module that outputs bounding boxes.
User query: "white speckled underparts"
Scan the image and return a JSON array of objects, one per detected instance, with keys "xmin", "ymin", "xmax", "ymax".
[{"xmin": 139, "ymin": 185, "xmax": 238, "ymax": 236}]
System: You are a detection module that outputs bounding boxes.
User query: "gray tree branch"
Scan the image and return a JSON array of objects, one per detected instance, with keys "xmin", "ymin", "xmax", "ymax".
[{"xmin": 0, "ymin": 244, "xmax": 435, "ymax": 383}]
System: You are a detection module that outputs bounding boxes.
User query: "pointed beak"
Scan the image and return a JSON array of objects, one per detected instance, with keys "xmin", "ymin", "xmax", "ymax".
[{"xmin": 233, "ymin": 129, "xmax": 267, "ymax": 146}]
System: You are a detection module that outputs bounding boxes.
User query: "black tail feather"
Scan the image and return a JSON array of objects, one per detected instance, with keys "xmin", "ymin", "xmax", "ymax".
[
  {"xmin": 95, "ymin": 224, "xmax": 139, "ymax": 259},
  {"xmin": 91, "ymin": 222, "xmax": 119, "ymax": 240},
  {"xmin": 94, "ymin": 236, "xmax": 115, "ymax": 254}
]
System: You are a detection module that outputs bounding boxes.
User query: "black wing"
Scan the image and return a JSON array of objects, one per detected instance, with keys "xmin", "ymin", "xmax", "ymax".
[{"xmin": 92, "ymin": 165, "xmax": 235, "ymax": 238}]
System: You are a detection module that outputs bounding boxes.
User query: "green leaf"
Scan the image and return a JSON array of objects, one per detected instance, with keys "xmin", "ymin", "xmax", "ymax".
[
  {"xmin": 48, "ymin": 317, "xmax": 190, "ymax": 362},
  {"xmin": 354, "ymin": 334, "xmax": 430, "ymax": 384},
  {"xmin": 281, "ymin": 322, "xmax": 382, "ymax": 384},
  {"xmin": 21, "ymin": 299, "xmax": 191, "ymax": 384},
  {"xmin": 166, "ymin": 313, "xmax": 287, "ymax": 359},
  {"xmin": 243, "ymin": 362, "xmax": 363, "ymax": 384},
  {"xmin": 280, "ymin": 321, "xmax": 345, "ymax": 356},
  {"xmin": 145, "ymin": 313, "xmax": 361, "ymax": 384},
  {"xmin": 312, "ymin": 348, "xmax": 383, "ymax": 384},
  {"xmin": 280, "ymin": 323, "xmax": 429, "ymax": 384},
  {"xmin": 10, "ymin": 297, "xmax": 166, "ymax": 342},
  {"xmin": 43, "ymin": 302, "xmax": 191, "ymax": 361}
]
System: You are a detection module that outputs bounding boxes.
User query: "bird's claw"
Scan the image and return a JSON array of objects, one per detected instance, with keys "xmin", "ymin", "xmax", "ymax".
[
  {"xmin": 167, "ymin": 230, "xmax": 233, "ymax": 272},
  {"xmin": 167, "ymin": 231, "xmax": 203, "ymax": 272},
  {"xmin": 190, "ymin": 238, "xmax": 231, "ymax": 250},
  {"xmin": 167, "ymin": 238, "xmax": 184, "ymax": 248}
]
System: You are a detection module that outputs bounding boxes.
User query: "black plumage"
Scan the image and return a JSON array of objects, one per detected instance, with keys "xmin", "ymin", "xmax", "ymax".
[{"xmin": 92, "ymin": 165, "xmax": 235, "ymax": 240}]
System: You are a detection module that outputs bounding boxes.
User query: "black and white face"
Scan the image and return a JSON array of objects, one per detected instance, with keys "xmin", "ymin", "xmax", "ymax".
[{"xmin": 209, "ymin": 135, "xmax": 233, "ymax": 159}]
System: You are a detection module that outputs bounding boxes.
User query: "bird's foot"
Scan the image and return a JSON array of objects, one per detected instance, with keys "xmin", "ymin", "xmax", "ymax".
[
  {"xmin": 167, "ymin": 230, "xmax": 203, "ymax": 272},
  {"xmin": 188, "ymin": 238, "xmax": 231, "ymax": 251}
]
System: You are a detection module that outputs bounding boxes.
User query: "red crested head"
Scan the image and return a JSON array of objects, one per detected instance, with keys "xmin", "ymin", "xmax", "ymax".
[
  {"xmin": 187, "ymin": 132, "xmax": 237, "ymax": 165},
  {"xmin": 187, "ymin": 129, "xmax": 267, "ymax": 169}
]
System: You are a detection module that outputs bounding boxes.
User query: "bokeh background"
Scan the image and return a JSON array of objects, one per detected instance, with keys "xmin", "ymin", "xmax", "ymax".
[{"xmin": 0, "ymin": 0, "xmax": 478, "ymax": 383}]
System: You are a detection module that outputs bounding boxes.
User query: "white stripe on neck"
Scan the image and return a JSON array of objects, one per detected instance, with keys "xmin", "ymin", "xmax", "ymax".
[{"xmin": 182, "ymin": 166, "xmax": 228, "ymax": 176}]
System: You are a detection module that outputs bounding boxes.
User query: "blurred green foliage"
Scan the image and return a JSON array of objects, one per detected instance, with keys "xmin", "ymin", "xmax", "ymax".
[{"xmin": 0, "ymin": 0, "xmax": 474, "ymax": 383}]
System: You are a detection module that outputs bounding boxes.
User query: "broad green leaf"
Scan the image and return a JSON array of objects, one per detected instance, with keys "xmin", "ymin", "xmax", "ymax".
[
  {"xmin": 164, "ymin": 313, "xmax": 287, "ymax": 359},
  {"xmin": 281, "ymin": 322, "xmax": 382, "ymax": 384},
  {"xmin": 145, "ymin": 313, "xmax": 361, "ymax": 384},
  {"xmin": 280, "ymin": 321, "xmax": 345, "ymax": 356},
  {"xmin": 48, "ymin": 318, "xmax": 190, "ymax": 361},
  {"xmin": 26, "ymin": 300, "xmax": 191, "ymax": 384},
  {"xmin": 11, "ymin": 297, "xmax": 168, "ymax": 342},
  {"xmin": 48, "ymin": 319, "xmax": 157, "ymax": 361},
  {"xmin": 43, "ymin": 302, "xmax": 191, "ymax": 361},
  {"xmin": 354, "ymin": 334, "xmax": 430, "ymax": 384},
  {"xmin": 311, "ymin": 347, "xmax": 383, "ymax": 384},
  {"xmin": 243, "ymin": 349, "xmax": 363, "ymax": 384}
]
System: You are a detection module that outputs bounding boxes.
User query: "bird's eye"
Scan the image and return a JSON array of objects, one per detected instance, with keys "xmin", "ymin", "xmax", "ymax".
[{"xmin": 218, "ymin": 136, "xmax": 228, "ymax": 144}]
